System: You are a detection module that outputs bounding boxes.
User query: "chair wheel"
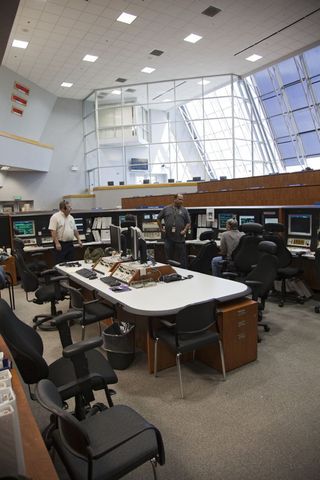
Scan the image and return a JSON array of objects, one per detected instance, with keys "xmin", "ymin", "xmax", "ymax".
[
  {"xmin": 297, "ymin": 298, "xmax": 304, "ymax": 305},
  {"xmin": 278, "ymin": 302, "xmax": 284, "ymax": 307},
  {"xmin": 264, "ymin": 325, "xmax": 270, "ymax": 332},
  {"xmin": 315, "ymin": 306, "xmax": 320, "ymax": 313}
]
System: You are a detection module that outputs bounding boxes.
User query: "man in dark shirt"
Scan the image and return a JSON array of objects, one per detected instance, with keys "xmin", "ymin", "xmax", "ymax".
[{"xmin": 157, "ymin": 194, "xmax": 191, "ymax": 268}]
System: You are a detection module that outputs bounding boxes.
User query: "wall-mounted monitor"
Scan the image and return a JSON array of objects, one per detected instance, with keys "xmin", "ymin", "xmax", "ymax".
[
  {"xmin": 239, "ymin": 215, "xmax": 255, "ymax": 225},
  {"xmin": 288, "ymin": 213, "xmax": 312, "ymax": 236},
  {"xmin": 129, "ymin": 158, "xmax": 149, "ymax": 171},
  {"xmin": 218, "ymin": 213, "xmax": 236, "ymax": 230},
  {"xmin": 13, "ymin": 219, "xmax": 35, "ymax": 237},
  {"xmin": 74, "ymin": 217, "xmax": 84, "ymax": 233}
]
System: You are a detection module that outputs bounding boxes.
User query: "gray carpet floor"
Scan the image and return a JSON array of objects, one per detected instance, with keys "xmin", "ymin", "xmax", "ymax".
[{"xmin": 3, "ymin": 285, "xmax": 320, "ymax": 480}]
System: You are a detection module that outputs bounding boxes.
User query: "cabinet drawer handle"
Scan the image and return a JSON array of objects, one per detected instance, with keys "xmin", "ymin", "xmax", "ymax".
[
  {"xmin": 237, "ymin": 320, "xmax": 246, "ymax": 328},
  {"xmin": 236, "ymin": 309, "xmax": 247, "ymax": 316},
  {"xmin": 237, "ymin": 333, "xmax": 246, "ymax": 340}
]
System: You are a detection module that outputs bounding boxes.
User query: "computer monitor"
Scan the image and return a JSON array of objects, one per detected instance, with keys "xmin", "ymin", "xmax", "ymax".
[
  {"xmin": 264, "ymin": 217, "xmax": 279, "ymax": 224},
  {"xmin": 239, "ymin": 215, "xmax": 255, "ymax": 225},
  {"xmin": 130, "ymin": 227, "xmax": 148, "ymax": 263},
  {"xmin": 288, "ymin": 213, "xmax": 312, "ymax": 236},
  {"xmin": 218, "ymin": 213, "xmax": 236, "ymax": 230},
  {"xmin": 109, "ymin": 224, "xmax": 122, "ymax": 252},
  {"xmin": 107, "ymin": 181, "xmax": 114, "ymax": 186},
  {"xmin": 143, "ymin": 179, "xmax": 150, "ymax": 184},
  {"xmin": 13, "ymin": 219, "xmax": 35, "ymax": 237},
  {"xmin": 73, "ymin": 217, "xmax": 84, "ymax": 233},
  {"xmin": 192, "ymin": 176, "xmax": 202, "ymax": 181},
  {"xmin": 168, "ymin": 178, "xmax": 175, "ymax": 183}
]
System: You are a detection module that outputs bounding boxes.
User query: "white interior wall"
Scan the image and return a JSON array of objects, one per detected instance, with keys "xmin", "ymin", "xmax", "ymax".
[{"xmin": 0, "ymin": 67, "xmax": 85, "ymax": 209}]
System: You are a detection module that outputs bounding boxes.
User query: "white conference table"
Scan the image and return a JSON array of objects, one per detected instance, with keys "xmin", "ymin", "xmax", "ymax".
[{"xmin": 56, "ymin": 261, "xmax": 250, "ymax": 317}]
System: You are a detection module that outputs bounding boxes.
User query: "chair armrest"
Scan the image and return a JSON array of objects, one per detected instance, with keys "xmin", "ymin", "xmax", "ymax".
[
  {"xmin": 83, "ymin": 298, "xmax": 101, "ymax": 306},
  {"xmin": 167, "ymin": 259, "xmax": 181, "ymax": 267},
  {"xmin": 245, "ymin": 280, "xmax": 262, "ymax": 288},
  {"xmin": 188, "ymin": 255, "xmax": 196, "ymax": 260},
  {"xmin": 160, "ymin": 319, "xmax": 175, "ymax": 328},
  {"xmin": 63, "ymin": 336, "xmax": 103, "ymax": 358},
  {"xmin": 54, "ymin": 311, "xmax": 83, "ymax": 326},
  {"xmin": 222, "ymin": 272, "xmax": 238, "ymax": 280},
  {"xmin": 31, "ymin": 252, "xmax": 45, "ymax": 258},
  {"xmin": 39, "ymin": 268, "xmax": 57, "ymax": 277}
]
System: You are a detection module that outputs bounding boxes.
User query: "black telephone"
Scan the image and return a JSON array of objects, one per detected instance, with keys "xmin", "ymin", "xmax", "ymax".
[{"xmin": 161, "ymin": 273, "xmax": 182, "ymax": 283}]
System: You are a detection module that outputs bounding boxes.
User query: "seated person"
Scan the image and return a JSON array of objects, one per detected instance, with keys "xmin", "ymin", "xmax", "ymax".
[{"xmin": 211, "ymin": 218, "xmax": 244, "ymax": 277}]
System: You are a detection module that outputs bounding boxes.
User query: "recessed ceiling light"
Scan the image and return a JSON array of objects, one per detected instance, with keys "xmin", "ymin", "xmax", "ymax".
[
  {"xmin": 198, "ymin": 79, "xmax": 211, "ymax": 85},
  {"xmin": 150, "ymin": 49, "xmax": 164, "ymax": 56},
  {"xmin": 117, "ymin": 12, "xmax": 137, "ymax": 24},
  {"xmin": 0, "ymin": 166, "xmax": 10, "ymax": 171},
  {"xmin": 184, "ymin": 33, "xmax": 202, "ymax": 44},
  {"xmin": 83, "ymin": 54, "xmax": 98, "ymax": 62},
  {"xmin": 12, "ymin": 39, "xmax": 29, "ymax": 49},
  {"xmin": 116, "ymin": 77, "xmax": 127, "ymax": 83},
  {"xmin": 111, "ymin": 89, "xmax": 121, "ymax": 95},
  {"xmin": 201, "ymin": 6, "xmax": 221, "ymax": 17},
  {"xmin": 162, "ymin": 98, "xmax": 171, "ymax": 102},
  {"xmin": 246, "ymin": 54, "xmax": 263, "ymax": 62},
  {"xmin": 141, "ymin": 67, "xmax": 155, "ymax": 74},
  {"xmin": 61, "ymin": 82, "xmax": 73, "ymax": 88}
]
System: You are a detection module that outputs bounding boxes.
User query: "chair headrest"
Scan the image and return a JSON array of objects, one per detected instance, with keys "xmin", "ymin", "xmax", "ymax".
[
  {"xmin": 121, "ymin": 221, "xmax": 136, "ymax": 228},
  {"xmin": 263, "ymin": 223, "xmax": 285, "ymax": 233},
  {"xmin": 258, "ymin": 240, "xmax": 277, "ymax": 255},
  {"xmin": 241, "ymin": 223, "xmax": 263, "ymax": 235},
  {"xmin": 199, "ymin": 230, "xmax": 218, "ymax": 241}
]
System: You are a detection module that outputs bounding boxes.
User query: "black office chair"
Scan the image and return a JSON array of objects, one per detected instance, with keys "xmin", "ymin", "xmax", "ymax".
[
  {"xmin": 62, "ymin": 281, "xmax": 115, "ymax": 340},
  {"xmin": 226, "ymin": 223, "xmax": 264, "ymax": 278},
  {"xmin": 0, "ymin": 299, "xmax": 118, "ymax": 413},
  {"xmin": 199, "ymin": 229, "xmax": 219, "ymax": 241},
  {"xmin": 0, "ymin": 266, "xmax": 15, "ymax": 309},
  {"xmin": 188, "ymin": 240, "xmax": 220, "ymax": 275},
  {"xmin": 245, "ymin": 241, "xmax": 279, "ymax": 334},
  {"xmin": 36, "ymin": 379, "xmax": 165, "ymax": 480},
  {"xmin": 151, "ymin": 301, "xmax": 226, "ymax": 398},
  {"xmin": 263, "ymin": 223, "xmax": 304, "ymax": 307},
  {"xmin": 13, "ymin": 237, "xmax": 47, "ymax": 277},
  {"xmin": 14, "ymin": 250, "xmax": 67, "ymax": 330}
]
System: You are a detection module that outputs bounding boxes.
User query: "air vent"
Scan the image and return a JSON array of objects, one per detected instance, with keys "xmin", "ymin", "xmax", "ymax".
[
  {"xmin": 201, "ymin": 5, "xmax": 221, "ymax": 17},
  {"xmin": 116, "ymin": 77, "xmax": 127, "ymax": 82},
  {"xmin": 150, "ymin": 49, "xmax": 164, "ymax": 56}
]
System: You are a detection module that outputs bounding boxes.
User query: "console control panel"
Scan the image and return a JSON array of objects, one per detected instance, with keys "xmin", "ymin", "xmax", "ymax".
[{"xmin": 287, "ymin": 237, "xmax": 311, "ymax": 248}]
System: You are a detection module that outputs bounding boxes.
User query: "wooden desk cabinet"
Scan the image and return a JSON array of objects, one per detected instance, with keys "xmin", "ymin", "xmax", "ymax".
[
  {"xmin": 196, "ymin": 299, "xmax": 258, "ymax": 372},
  {"xmin": 1, "ymin": 255, "xmax": 17, "ymax": 285}
]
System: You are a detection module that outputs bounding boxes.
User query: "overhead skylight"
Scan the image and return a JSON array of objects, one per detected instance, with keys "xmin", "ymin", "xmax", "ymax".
[
  {"xmin": 246, "ymin": 54, "xmax": 263, "ymax": 62},
  {"xmin": 184, "ymin": 34, "xmax": 202, "ymax": 44},
  {"xmin": 198, "ymin": 79, "xmax": 211, "ymax": 85},
  {"xmin": 61, "ymin": 82, "xmax": 73, "ymax": 88},
  {"xmin": 141, "ymin": 67, "xmax": 155, "ymax": 74},
  {"xmin": 117, "ymin": 12, "xmax": 137, "ymax": 24},
  {"xmin": 12, "ymin": 39, "xmax": 29, "ymax": 49},
  {"xmin": 83, "ymin": 54, "xmax": 98, "ymax": 62}
]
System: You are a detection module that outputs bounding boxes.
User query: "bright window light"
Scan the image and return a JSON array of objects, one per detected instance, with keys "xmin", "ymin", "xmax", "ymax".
[
  {"xmin": 246, "ymin": 54, "xmax": 262, "ymax": 62},
  {"xmin": 141, "ymin": 67, "xmax": 155, "ymax": 74},
  {"xmin": 198, "ymin": 79, "xmax": 210, "ymax": 85},
  {"xmin": 117, "ymin": 12, "xmax": 137, "ymax": 24},
  {"xmin": 12, "ymin": 39, "xmax": 29, "ymax": 49},
  {"xmin": 0, "ymin": 166, "xmax": 10, "ymax": 171},
  {"xmin": 111, "ymin": 89, "xmax": 121, "ymax": 95},
  {"xmin": 83, "ymin": 54, "xmax": 98, "ymax": 62},
  {"xmin": 184, "ymin": 33, "xmax": 202, "ymax": 44},
  {"xmin": 61, "ymin": 82, "xmax": 73, "ymax": 88}
]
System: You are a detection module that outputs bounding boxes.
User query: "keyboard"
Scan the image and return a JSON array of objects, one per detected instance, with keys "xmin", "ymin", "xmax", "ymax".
[
  {"xmin": 75, "ymin": 268, "xmax": 97, "ymax": 279},
  {"xmin": 100, "ymin": 276, "xmax": 121, "ymax": 287}
]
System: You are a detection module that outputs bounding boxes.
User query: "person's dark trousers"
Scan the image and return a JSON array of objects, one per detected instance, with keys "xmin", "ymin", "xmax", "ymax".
[
  {"xmin": 164, "ymin": 238, "xmax": 187, "ymax": 268},
  {"xmin": 54, "ymin": 241, "xmax": 75, "ymax": 264}
]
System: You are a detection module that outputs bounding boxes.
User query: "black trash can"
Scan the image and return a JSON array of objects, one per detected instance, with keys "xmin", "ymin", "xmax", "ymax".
[{"xmin": 102, "ymin": 322, "xmax": 135, "ymax": 370}]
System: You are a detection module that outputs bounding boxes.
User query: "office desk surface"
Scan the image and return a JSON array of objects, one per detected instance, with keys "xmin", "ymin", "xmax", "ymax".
[{"xmin": 57, "ymin": 262, "xmax": 250, "ymax": 316}]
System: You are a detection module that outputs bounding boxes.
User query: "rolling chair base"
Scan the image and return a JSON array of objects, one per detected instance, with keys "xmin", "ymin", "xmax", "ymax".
[{"xmin": 33, "ymin": 314, "xmax": 57, "ymax": 331}]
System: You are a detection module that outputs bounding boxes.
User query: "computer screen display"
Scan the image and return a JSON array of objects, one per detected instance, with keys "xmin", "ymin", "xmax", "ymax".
[
  {"xmin": 264, "ymin": 217, "xmax": 279, "ymax": 224},
  {"xmin": 13, "ymin": 220, "xmax": 35, "ymax": 237},
  {"xmin": 288, "ymin": 214, "xmax": 312, "ymax": 236},
  {"xmin": 109, "ymin": 224, "xmax": 122, "ymax": 252},
  {"xmin": 130, "ymin": 227, "xmax": 147, "ymax": 263},
  {"xmin": 218, "ymin": 213, "xmax": 236, "ymax": 230},
  {"xmin": 74, "ymin": 217, "xmax": 84, "ymax": 233},
  {"xmin": 239, "ymin": 215, "xmax": 255, "ymax": 225}
]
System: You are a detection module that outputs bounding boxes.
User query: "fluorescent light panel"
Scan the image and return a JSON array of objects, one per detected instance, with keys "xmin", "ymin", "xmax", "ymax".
[
  {"xmin": 83, "ymin": 54, "xmax": 98, "ymax": 62},
  {"xmin": 117, "ymin": 12, "xmax": 137, "ymax": 24},
  {"xmin": 184, "ymin": 33, "xmax": 202, "ymax": 44},
  {"xmin": 246, "ymin": 54, "xmax": 262, "ymax": 62},
  {"xmin": 61, "ymin": 82, "xmax": 73, "ymax": 88},
  {"xmin": 111, "ymin": 89, "xmax": 121, "ymax": 95},
  {"xmin": 141, "ymin": 67, "xmax": 155, "ymax": 74},
  {"xmin": 0, "ymin": 166, "xmax": 10, "ymax": 171},
  {"xmin": 12, "ymin": 39, "xmax": 29, "ymax": 49}
]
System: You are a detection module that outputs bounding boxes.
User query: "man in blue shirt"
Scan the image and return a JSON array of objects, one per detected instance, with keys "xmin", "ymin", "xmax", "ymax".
[{"xmin": 157, "ymin": 194, "xmax": 191, "ymax": 268}]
